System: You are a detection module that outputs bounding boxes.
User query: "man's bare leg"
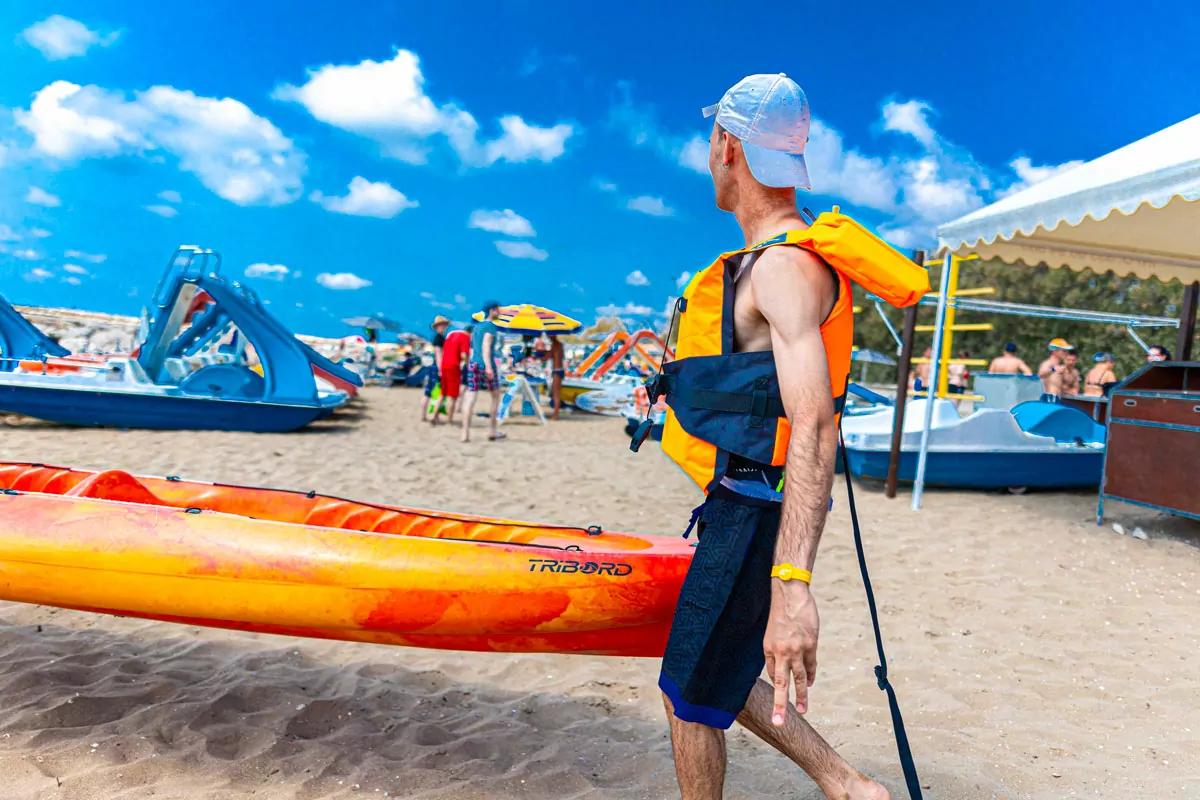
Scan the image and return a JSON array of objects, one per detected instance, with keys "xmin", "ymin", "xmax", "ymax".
[
  {"xmin": 488, "ymin": 388, "xmax": 502, "ymax": 438},
  {"xmin": 663, "ymin": 694, "xmax": 725, "ymax": 800},
  {"xmin": 736, "ymin": 679, "xmax": 890, "ymax": 799},
  {"xmin": 460, "ymin": 391, "xmax": 477, "ymax": 442}
]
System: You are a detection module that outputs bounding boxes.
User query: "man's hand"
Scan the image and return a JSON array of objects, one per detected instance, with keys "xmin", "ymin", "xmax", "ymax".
[{"xmin": 764, "ymin": 580, "xmax": 819, "ymax": 725}]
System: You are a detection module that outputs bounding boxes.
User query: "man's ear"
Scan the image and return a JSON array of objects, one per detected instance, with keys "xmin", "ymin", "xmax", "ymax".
[{"xmin": 722, "ymin": 133, "xmax": 737, "ymax": 167}]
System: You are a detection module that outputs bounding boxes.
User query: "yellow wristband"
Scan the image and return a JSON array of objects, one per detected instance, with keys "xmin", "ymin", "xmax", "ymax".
[{"xmin": 770, "ymin": 563, "xmax": 812, "ymax": 584}]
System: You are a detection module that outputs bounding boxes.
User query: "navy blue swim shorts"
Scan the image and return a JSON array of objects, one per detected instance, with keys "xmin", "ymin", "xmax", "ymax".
[{"xmin": 659, "ymin": 485, "xmax": 781, "ymax": 729}]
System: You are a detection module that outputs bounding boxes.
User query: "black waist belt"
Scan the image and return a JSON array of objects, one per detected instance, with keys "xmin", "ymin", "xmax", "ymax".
[{"xmin": 656, "ymin": 373, "xmax": 847, "ymax": 422}]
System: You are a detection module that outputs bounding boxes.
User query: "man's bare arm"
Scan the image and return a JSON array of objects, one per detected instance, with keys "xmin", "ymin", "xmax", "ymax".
[
  {"xmin": 751, "ymin": 246, "xmax": 839, "ymax": 723},
  {"xmin": 752, "ymin": 248, "xmax": 839, "ymax": 570}
]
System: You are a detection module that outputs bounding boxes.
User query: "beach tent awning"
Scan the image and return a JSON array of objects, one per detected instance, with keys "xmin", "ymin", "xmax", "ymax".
[{"xmin": 937, "ymin": 112, "xmax": 1200, "ymax": 282}]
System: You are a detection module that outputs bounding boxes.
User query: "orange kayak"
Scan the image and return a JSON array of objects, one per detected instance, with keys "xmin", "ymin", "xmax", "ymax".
[{"xmin": 0, "ymin": 462, "xmax": 693, "ymax": 656}]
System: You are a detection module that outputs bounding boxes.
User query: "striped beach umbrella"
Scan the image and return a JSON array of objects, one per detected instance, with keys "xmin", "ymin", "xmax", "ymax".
[{"xmin": 472, "ymin": 304, "xmax": 582, "ymax": 335}]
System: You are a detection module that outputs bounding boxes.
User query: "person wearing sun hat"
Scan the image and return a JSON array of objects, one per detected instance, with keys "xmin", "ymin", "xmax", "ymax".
[
  {"xmin": 421, "ymin": 315, "xmax": 452, "ymax": 423},
  {"xmin": 1037, "ymin": 337, "xmax": 1074, "ymax": 402}
]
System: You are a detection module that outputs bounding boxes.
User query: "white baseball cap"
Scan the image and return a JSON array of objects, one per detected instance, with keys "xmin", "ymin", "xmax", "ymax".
[{"xmin": 702, "ymin": 73, "xmax": 811, "ymax": 190}]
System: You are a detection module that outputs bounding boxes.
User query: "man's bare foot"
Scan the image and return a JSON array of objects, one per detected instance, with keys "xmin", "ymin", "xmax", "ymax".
[{"xmin": 825, "ymin": 770, "xmax": 890, "ymax": 800}]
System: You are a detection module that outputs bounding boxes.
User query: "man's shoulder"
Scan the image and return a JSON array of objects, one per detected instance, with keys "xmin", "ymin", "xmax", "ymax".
[{"xmin": 752, "ymin": 243, "xmax": 831, "ymax": 289}]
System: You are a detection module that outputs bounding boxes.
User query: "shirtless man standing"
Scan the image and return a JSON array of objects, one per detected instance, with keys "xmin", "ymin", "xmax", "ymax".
[
  {"xmin": 912, "ymin": 346, "xmax": 932, "ymax": 393},
  {"xmin": 655, "ymin": 74, "xmax": 888, "ymax": 800},
  {"xmin": 1037, "ymin": 338, "xmax": 1073, "ymax": 402},
  {"xmin": 1060, "ymin": 349, "xmax": 1081, "ymax": 396},
  {"xmin": 988, "ymin": 342, "xmax": 1033, "ymax": 375}
]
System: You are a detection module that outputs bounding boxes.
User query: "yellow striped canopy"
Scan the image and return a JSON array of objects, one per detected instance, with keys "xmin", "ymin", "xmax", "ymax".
[{"xmin": 472, "ymin": 304, "xmax": 582, "ymax": 335}]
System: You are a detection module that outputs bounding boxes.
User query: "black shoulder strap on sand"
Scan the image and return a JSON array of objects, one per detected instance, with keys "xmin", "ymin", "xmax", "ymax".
[{"xmin": 838, "ymin": 426, "xmax": 924, "ymax": 799}]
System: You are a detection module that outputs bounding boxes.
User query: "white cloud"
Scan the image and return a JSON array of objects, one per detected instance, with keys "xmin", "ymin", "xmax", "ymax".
[
  {"xmin": 610, "ymin": 84, "xmax": 710, "ymax": 176},
  {"xmin": 63, "ymin": 276, "xmax": 82, "ymax": 286},
  {"xmin": 26, "ymin": 186, "xmax": 61, "ymax": 207},
  {"xmin": 494, "ymin": 241, "xmax": 548, "ymax": 261},
  {"xmin": 804, "ymin": 118, "xmax": 898, "ymax": 211},
  {"xmin": 145, "ymin": 204, "xmax": 178, "ymax": 218},
  {"xmin": 468, "ymin": 209, "xmax": 535, "ymax": 237},
  {"xmin": 65, "ymin": 249, "xmax": 106, "ymax": 263},
  {"xmin": 677, "ymin": 134, "xmax": 709, "ymax": 174},
  {"xmin": 25, "ymin": 267, "xmax": 53, "ymax": 281},
  {"xmin": 594, "ymin": 178, "xmax": 618, "ymax": 193},
  {"xmin": 245, "ymin": 263, "xmax": 289, "ymax": 280},
  {"xmin": 625, "ymin": 269, "xmax": 650, "ymax": 286},
  {"xmin": 16, "ymin": 81, "xmax": 306, "ymax": 206},
  {"xmin": 626, "ymin": 195, "xmax": 675, "ymax": 217},
  {"xmin": 675, "ymin": 271, "xmax": 692, "ymax": 288},
  {"xmin": 454, "ymin": 294, "xmax": 467, "ymax": 304},
  {"xmin": 62, "ymin": 263, "xmax": 88, "ymax": 275},
  {"xmin": 21, "ymin": 15, "xmax": 120, "ymax": 61},
  {"xmin": 30, "ymin": 228, "xmax": 52, "ymax": 238},
  {"xmin": 596, "ymin": 301, "xmax": 655, "ymax": 317},
  {"xmin": 13, "ymin": 249, "xmax": 42, "ymax": 261},
  {"xmin": 876, "ymin": 223, "xmax": 926, "ymax": 250},
  {"xmin": 274, "ymin": 49, "xmax": 575, "ymax": 167},
  {"xmin": 881, "ymin": 100, "xmax": 937, "ymax": 147},
  {"xmin": 999, "ymin": 157, "xmax": 1085, "ymax": 198},
  {"xmin": 317, "ymin": 271, "xmax": 372, "ymax": 290},
  {"xmin": 0, "ymin": 225, "xmax": 20, "ymax": 241},
  {"xmin": 311, "ymin": 176, "xmax": 417, "ymax": 218},
  {"xmin": 157, "ymin": 189, "xmax": 182, "ymax": 203},
  {"xmin": 481, "ymin": 115, "xmax": 573, "ymax": 165},
  {"xmin": 419, "ymin": 291, "xmax": 436, "ymax": 300},
  {"xmin": 899, "ymin": 157, "xmax": 984, "ymax": 222}
]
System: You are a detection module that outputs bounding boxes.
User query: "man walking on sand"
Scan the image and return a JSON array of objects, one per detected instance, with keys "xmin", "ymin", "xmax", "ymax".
[
  {"xmin": 653, "ymin": 74, "xmax": 889, "ymax": 800},
  {"xmin": 461, "ymin": 302, "xmax": 505, "ymax": 442}
]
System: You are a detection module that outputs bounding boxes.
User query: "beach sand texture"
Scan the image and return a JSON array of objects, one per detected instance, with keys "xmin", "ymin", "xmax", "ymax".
[{"xmin": 1, "ymin": 387, "xmax": 1198, "ymax": 799}]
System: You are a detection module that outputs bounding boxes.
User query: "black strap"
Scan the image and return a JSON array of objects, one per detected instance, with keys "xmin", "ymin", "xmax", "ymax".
[
  {"xmin": 672, "ymin": 384, "xmax": 786, "ymax": 418},
  {"xmin": 838, "ymin": 426, "xmax": 924, "ymax": 798},
  {"xmin": 659, "ymin": 374, "xmax": 847, "ymax": 420}
]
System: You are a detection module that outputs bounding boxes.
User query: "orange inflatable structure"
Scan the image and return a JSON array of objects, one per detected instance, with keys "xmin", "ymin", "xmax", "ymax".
[
  {"xmin": 591, "ymin": 329, "xmax": 670, "ymax": 378},
  {"xmin": 570, "ymin": 329, "xmax": 670, "ymax": 379},
  {"xmin": 0, "ymin": 463, "xmax": 692, "ymax": 656}
]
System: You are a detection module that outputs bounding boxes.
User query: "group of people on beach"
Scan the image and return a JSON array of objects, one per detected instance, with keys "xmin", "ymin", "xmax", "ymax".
[
  {"xmin": 421, "ymin": 303, "xmax": 566, "ymax": 442},
  {"xmin": 911, "ymin": 337, "xmax": 1175, "ymax": 403}
]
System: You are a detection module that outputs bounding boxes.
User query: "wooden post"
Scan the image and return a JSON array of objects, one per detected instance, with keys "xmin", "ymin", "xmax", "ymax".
[
  {"xmin": 885, "ymin": 250, "xmax": 925, "ymax": 498},
  {"xmin": 1176, "ymin": 280, "xmax": 1199, "ymax": 361}
]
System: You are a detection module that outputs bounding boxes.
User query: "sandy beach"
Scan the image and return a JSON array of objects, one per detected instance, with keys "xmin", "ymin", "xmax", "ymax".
[{"xmin": 1, "ymin": 387, "xmax": 1198, "ymax": 799}]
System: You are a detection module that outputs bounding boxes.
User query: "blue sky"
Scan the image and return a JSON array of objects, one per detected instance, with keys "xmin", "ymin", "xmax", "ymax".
[{"xmin": 2, "ymin": 1, "xmax": 1198, "ymax": 337}]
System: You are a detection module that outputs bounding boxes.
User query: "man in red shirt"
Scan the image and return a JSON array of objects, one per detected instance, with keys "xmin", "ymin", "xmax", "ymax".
[{"xmin": 438, "ymin": 323, "xmax": 471, "ymax": 424}]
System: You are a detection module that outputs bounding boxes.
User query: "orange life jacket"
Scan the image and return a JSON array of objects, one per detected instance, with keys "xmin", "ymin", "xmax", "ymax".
[{"xmin": 638, "ymin": 209, "xmax": 928, "ymax": 494}]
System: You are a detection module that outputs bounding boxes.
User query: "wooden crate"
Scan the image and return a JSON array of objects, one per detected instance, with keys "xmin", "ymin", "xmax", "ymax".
[{"xmin": 1099, "ymin": 363, "xmax": 1200, "ymax": 522}]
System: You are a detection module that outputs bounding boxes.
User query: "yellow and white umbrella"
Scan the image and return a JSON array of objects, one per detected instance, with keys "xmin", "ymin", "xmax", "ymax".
[{"xmin": 472, "ymin": 304, "xmax": 582, "ymax": 335}]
